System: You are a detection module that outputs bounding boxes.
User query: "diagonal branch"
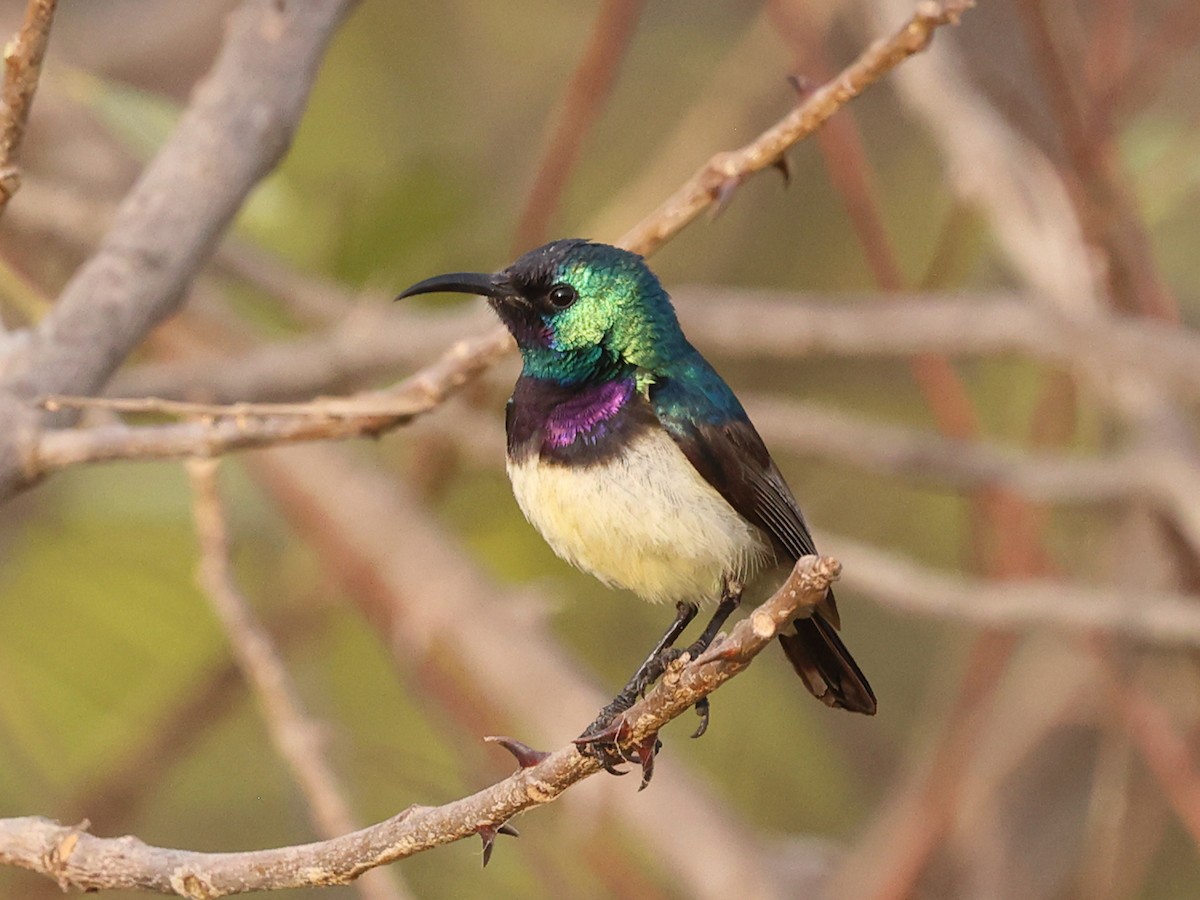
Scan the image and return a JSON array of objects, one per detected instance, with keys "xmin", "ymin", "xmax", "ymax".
[
  {"xmin": 617, "ymin": 0, "xmax": 972, "ymax": 256},
  {"xmin": 0, "ymin": 555, "xmax": 836, "ymax": 896}
]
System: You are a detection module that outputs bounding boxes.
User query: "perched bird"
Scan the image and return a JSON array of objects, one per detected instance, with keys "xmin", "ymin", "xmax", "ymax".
[{"xmin": 398, "ymin": 239, "xmax": 876, "ymax": 741}]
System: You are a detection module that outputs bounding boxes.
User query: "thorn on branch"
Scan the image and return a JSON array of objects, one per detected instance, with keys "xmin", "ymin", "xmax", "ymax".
[
  {"xmin": 477, "ymin": 819, "xmax": 519, "ymax": 867},
  {"xmin": 786, "ymin": 73, "xmax": 815, "ymax": 97},
  {"xmin": 484, "ymin": 735, "xmax": 550, "ymax": 769},
  {"xmin": 771, "ymin": 155, "xmax": 791, "ymax": 185},
  {"xmin": 710, "ymin": 175, "xmax": 745, "ymax": 220}
]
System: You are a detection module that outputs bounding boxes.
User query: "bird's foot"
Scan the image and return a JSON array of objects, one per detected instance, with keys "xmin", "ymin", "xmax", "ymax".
[
  {"xmin": 691, "ymin": 696, "xmax": 711, "ymax": 739},
  {"xmin": 574, "ymin": 712, "xmax": 663, "ymax": 790},
  {"xmin": 575, "ymin": 688, "xmax": 638, "ymax": 775}
]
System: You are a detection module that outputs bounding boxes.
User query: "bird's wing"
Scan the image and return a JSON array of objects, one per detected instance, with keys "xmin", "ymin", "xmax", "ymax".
[
  {"xmin": 651, "ymin": 365, "xmax": 819, "ymax": 565},
  {"xmin": 653, "ymin": 365, "xmax": 881, "ymax": 714}
]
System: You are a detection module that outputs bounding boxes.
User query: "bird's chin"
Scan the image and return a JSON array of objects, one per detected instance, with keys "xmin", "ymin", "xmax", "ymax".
[{"xmin": 488, "ymin": 298, "xmax": 551, "ymax": 348}]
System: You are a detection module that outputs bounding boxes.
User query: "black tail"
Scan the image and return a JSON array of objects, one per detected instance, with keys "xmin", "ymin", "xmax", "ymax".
[{"xmin": 778, "ymin": 607, "xmax": 876, "ymax": 715}]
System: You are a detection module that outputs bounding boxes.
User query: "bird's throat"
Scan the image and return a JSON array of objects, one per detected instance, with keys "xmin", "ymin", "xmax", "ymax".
[
  {"xmin": 543, "ymin": 378, "xmax": 633, "ymax": 448},
  {"xmin": 507, "ymin": 374, "xmax": 651, "ymax": 464}
]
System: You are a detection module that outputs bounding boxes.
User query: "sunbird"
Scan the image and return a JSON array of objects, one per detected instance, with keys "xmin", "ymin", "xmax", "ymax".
[{"xmin": 399, "ymin": 240, "xmax": 875, "ymax": 767}]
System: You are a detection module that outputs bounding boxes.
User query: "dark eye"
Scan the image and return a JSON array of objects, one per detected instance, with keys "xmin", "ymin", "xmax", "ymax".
[{"xmin": 547, "ymin": 283, "xmax": 577, "ymax": 310}]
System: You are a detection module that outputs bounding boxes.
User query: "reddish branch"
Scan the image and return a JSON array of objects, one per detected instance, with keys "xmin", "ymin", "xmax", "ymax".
[{"xmin": 512, "ymin": 0, "xmax": 646, "ymax": 249}]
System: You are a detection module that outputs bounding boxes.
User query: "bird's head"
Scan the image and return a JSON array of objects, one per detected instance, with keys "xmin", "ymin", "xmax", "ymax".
[{"xmin": 397, "ymin": 239, "xmax": 685, "ymax": 383}]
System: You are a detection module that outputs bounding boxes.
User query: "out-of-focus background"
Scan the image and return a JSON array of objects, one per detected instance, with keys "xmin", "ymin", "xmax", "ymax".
[{"xmin": 1, "ymin": 1, "xmax": 1199, "ymax": 898}]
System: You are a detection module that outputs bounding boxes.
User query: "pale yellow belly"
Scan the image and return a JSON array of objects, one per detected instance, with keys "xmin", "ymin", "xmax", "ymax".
[{"xmin": 506, "ymin": 430, "xmax": 769, "ymax": 603}]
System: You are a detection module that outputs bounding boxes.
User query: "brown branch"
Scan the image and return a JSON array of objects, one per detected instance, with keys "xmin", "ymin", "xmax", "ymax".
[
  {"xmin": 865, "ymin": 0, "xmax": 1103, "ymax": 317},
  {"xmin": 0, "ymin": 554, "xmax": 836, "ymax": 896},
  {"xmin": 617, "ymin": 0, "xmax": 971, "ymax": 256},
  {"xmin": 0, "ymin": 0, "xmax": 360, "ymax": 501},
  {"xmin": 512, "ymin": 0, "xmax": 645, "ymax": 250},
  {"xmin": 187, "ymin": 458, "xmax": 412, "ymax": 900},
  {"xmin": 1096, "ymin": 647, "xmax": 1200, "ymax": 848},
  {"xmin": 0, "ymin": 0, "xmax": 57, "ymax": 215},
  {"xmin": 1013, "ymin": 0, "xmax": 1178, "ymax": 321}
]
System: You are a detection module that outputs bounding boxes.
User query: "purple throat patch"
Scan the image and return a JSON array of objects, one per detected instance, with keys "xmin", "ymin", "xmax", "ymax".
[{"xmin": 544, "ymin": 379, "xmax": 634, "ymax": 448}]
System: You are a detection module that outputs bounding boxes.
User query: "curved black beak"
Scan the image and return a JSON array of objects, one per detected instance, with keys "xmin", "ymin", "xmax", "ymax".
[{"xmin": 395, "ymin": 271, "xmax": 516, "ymax": 302}]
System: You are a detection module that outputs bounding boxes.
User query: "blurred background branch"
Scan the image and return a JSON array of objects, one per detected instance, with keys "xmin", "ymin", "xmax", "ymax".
[{"xmin": 1, "ymin": 0, "xmax": 1199, "ymax": 898}]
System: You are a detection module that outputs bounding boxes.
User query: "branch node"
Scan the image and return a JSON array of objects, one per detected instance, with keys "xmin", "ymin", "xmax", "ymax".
[{"xmin": 170, "ymin": 867, "xmax": 218, "ymax": 900}]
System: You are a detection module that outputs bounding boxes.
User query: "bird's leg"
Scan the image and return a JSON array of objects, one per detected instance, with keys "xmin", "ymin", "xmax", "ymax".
[
  {"xmin": 581, "ymin": 600, "xmax": 697, "ymax": 735},
  {"xmin": 575, "ymin": 601, "xmax": 698, "ymax": 777},
  {"xmin": 685, "ymin": 577, "xmax": 743, "ymax": 738},
  {"xmin": 687, "ymin": 577, "xmax": 743, "ymax": 657}
]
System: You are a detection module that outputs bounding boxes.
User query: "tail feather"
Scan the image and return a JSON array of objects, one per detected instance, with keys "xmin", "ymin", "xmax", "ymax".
[{"xmin": 778, "ymin": 604, "xmax": 876, "ymax": 715}]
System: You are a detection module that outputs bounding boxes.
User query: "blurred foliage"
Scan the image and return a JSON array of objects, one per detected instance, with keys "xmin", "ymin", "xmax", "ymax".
[{"xmin": 2, "ymin": 1, "xmax": 1199, "ymax": 898}]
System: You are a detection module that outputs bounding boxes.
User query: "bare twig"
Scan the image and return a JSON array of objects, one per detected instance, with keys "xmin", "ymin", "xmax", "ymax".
[
  {"xmin": 0, "ymin": 554, "xmax": 835, "ymax": 895},
  {"xmin": 0, "ymin": 0, "xmax": 57, "ymax": 214},
  {"xmin": 32, "ymin": 326, "xmax": 513, "ymax": 471},
  {"xmin": 187, "ymin": 458, "xmax": 411, "ymax": 900},
  {"xmin": 617, "ymin": 0, "xmax": 972, "ymax": 256}
]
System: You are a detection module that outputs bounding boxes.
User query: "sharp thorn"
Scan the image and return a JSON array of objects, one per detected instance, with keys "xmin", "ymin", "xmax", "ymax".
[
  {"xmin": 479, "ymin": 826, "xmax": 497, "ymax": 867},
  {"xmin": 787, "ymin": 73, "xmax": 815, "ymax": 97},
  {"xmin": 479, "ymin": 820, "xmax": 519, "ymax": 867},
  {"xmin": 484, "ymin": 735, "xmax": 551, "ymax": 768},
  {"xmin": 710, "ymin": 177, "xmax": 741, "ymax": 220},
  {"xmin": 771, "ymin": 155, "xmax": 792, "ymax": 186},
  {"xmin": 634, "ymin": 736, "xmax": 661, "ymax": 791}
]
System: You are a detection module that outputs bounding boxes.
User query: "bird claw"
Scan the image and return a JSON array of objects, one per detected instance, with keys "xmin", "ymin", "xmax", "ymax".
[
  {"xmin": 629, "ymin": 733, "xmax": 662, "ymax": 791},
  {"xmin": 575, "ymin": 710, "xmax": 665, "ymax": 788},
  {"xmin": 691, "ymin": 697, "xmax": 711, "ymax": 739},
  {"xmin": 477, "ymin": 819, "xmax": 520, "ymax": 867},
  {"xmin": 575, "ymin": 715, "xmax": 632, "ymax": 775}
]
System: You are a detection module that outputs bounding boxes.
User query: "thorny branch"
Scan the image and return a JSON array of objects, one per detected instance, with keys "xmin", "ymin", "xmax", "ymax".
[
  {"xmin": 0, "ymin": 0, "xmax": 970, "ymax": 501},
  {"xmin": 617, "ymin": 0, "xmax": 972, "ymax": 257},
  {"xmin": 0, "ymin": 556, "xmax": 837, "ymax": 896}
]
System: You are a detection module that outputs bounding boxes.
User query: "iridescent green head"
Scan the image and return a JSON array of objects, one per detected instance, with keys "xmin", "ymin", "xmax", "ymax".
[{"xmin": 397, "ymin": 239, "xmax": 687, "ymax": 383}]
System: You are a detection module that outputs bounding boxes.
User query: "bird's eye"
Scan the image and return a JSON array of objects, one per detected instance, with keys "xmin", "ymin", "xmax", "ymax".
[{"xmin": 547, "ymin": 283, "xmax": 578, "ymax": 310}]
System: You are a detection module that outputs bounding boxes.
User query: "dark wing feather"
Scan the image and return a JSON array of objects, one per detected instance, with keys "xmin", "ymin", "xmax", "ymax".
[{"xmin": 653, "ymin": 370, "xmax": 876, "ymax": 714}]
